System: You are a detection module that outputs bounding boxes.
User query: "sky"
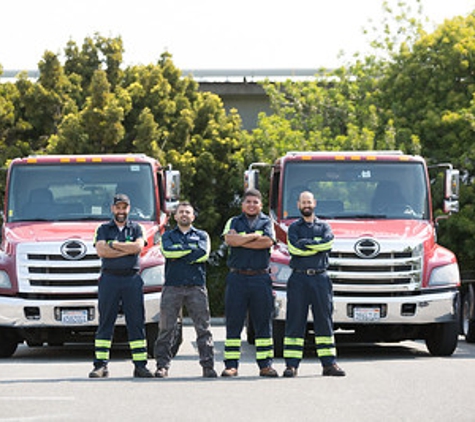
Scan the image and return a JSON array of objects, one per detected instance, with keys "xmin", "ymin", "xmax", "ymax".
[{"xmin": 1, "ymin": 0, "xmax": 475, "ymax": 72}]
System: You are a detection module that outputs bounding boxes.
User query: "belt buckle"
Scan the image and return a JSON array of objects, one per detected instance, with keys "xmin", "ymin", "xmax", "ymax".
[{"xmin": 307, "ymin": 269, "xmax": 317, "ymax": 276}]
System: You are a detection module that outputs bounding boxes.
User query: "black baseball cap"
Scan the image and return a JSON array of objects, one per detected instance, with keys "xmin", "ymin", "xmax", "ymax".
[{"xmin": 113, "ymin": 193, "xmax": 130, "ymax": 205}]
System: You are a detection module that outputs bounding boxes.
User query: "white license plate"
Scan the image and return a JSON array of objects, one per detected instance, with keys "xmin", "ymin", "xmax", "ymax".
[
  {"xmin": 353, "ymin": 307, "xmax": 381, "ymax": 322},
  {"xmin": 61, "ymin": 309, "xmax": 88, "ymax": 325}
]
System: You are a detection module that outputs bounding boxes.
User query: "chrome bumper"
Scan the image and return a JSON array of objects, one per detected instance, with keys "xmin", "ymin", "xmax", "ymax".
[
  {"xmin": 274, "ymin": 289, "xmax": 459, "ymax": 324},
  {"xmin": 0, "ymin": 292, "xmax": 161, "ymax": 327}
]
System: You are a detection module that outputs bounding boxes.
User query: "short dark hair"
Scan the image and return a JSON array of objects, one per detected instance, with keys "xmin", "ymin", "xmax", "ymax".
[
  {"xmin": 242, "ymin": 188, "xmax": 262, "ymax": 201},
  {"xmin": 175, "ymin": 201, "xmax": 194, "ymax": 213}
]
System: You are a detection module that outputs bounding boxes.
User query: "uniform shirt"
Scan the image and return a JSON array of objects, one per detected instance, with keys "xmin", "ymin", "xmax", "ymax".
[
  {"xmin": 223, "ymin": 212, "xmax": 275, "ymax": 270},
  {"xmin": 94, "ymin": 219, "xmax": 146, "ymax": 272},
  {"xmin": 287, "ymin": 217, "xmax": 334, "ymax": 271},
  {"xmin": 161, "ymin": 226, "xmax": 210, "ymax": 286}
]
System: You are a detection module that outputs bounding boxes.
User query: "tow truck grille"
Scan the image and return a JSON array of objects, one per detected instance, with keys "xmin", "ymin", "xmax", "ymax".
[
  {"xmin": 17, "ymin": 241, "xmax": 101, "ymax": 297},
  {"xmin": 328, "ymin": 240, "xmax": 423, "ymax": 296}
]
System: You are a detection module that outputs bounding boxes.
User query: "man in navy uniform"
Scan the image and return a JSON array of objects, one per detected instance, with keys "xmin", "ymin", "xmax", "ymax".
[
  {"xmin": 221, "ymin": 188, "xmax": 278, "ymax": 378},
  {"xmin": 283, "ymin": 191, "xmax": 345, "ymax": 378},
  {"xmin": 89, "ymin": 193, "xmax": 153, "ymax": 378}
]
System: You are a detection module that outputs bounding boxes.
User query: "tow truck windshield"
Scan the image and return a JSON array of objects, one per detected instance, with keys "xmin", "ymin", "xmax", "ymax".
[
  {"xmin": 282, "ymin": 161, "xmax": 429, "ymax": 220},
  {"xmin": 7, "ymin": 163, "xmax": 156, "ymax": 222}
]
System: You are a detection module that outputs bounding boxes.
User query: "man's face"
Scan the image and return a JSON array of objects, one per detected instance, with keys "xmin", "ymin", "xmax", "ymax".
[
  {"xmin": 112, "ymin": 202, "xmax": 130, "ymax": 223},
  {"xmin": 242, "ymin": 195, "xmax": 262, "ymax": 217},
  {"xmin": 298, "ymin": 192, "xmax": 316, "ymax": 217},
  {"xmin": 175, "ymin": 205, "xmax": 195, "ymax": 228}
]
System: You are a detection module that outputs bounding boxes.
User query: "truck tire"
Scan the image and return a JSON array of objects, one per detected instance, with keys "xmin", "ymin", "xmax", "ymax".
[
  {"xmin": 425, "ymin": 322, "xmax": 459, "ymax": 356},
  {"xmin": 462, "ymin": 286, "xmax": 475, "ymax": 343},
  {"xmin": 0, "ymin": 328, "xmax": 19, "ymax": 358},
  {"xmin": 272, "ymin": 320, "xmax": 285, "ymax": 358}
]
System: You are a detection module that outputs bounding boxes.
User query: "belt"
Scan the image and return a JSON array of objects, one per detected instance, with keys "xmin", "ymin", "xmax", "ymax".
[
  {"xmin": 102, "ymin": 268, "xmax": 139, "ymax": 276},
  {"xmin": 230, "ymin": 268, "xmax": 269, "ymax": 276},
  {"xmin": 293, "ymin": 268, "xmax": 325, "ymax": 276}
]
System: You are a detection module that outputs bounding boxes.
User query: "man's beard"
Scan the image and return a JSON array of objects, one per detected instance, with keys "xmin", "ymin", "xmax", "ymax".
[{"xmin": 300, "ymin": 207, "xmax": 314, "ymax": 217}]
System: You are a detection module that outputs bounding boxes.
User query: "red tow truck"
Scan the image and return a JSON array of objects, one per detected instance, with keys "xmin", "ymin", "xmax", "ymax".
[
  {"xmin": 246, "ymin": 151, "xmax": 461, "ymax": 356},
  {"xmin": 0, "ymin": 154, "xmax": 181, "ymax": 357}
]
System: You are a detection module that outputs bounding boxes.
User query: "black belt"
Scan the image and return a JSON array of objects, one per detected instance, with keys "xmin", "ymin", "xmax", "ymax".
[
  {"xmin": 293, "ymin": 268, "xmax": 325, "ymax": 276},
  {"xmin": 102, "ymin": 268, "xmax": 139, "ymax": 276},
  {"xmin": 230, "ymin": 268, "xmax": 269, "ymax": 276}
]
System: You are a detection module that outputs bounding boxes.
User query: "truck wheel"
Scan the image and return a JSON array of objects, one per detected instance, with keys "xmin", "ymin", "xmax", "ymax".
[
  {"xmin": 272, "ymin": 320, "xmax": 285, "ymax": 358},
  {"xmin": 462, "ymin": 287, "xmax": 475, "ymax": 343},
  {"xmin": 425, "ymin": 322, "xmax": 459, "ymax": 356},
  {"xmin": 0, "ymin": 328, "xmax": 19, "ymax": 358}
]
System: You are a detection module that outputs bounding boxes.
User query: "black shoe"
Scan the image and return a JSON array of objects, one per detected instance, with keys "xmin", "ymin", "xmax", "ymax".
[
  {"xmin": 322, "ymin": 364, "xmax": 346, "ymax": 377},
  {"xmin": 133, "ymin": 366, "xmax": 154, "ymax": 378},
  {"xmin": 155, "ymin": 367, "xmax": 169, "ymax": 378},
  {"xmin": 283, "ymin": 367, "xmax": 298, "ymax": 378},
  {"xmin": 203, "ymin": 367, "xmax": 218, "ymax": 378},
  {"xmin": 89, "ymin": 365, "xmax": 109, "ymax": 378},
  {"xmin": 259, "ymin": 366, "xmax": 279, "ymax": 377}
]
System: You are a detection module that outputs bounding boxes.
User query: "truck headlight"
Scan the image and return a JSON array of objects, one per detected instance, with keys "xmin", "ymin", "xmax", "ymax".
[
  {"xmin": 141, "ymin": 266, "xmax": 165, "ymax": 287},
  {"xmin": 0, "ymin": 270, "xmax": 12, "ymax": 289},
  {"xmin": 428, "ymin": 263, "xmax": 460, "ymax": 287},
  {"xmin": 270, "ymin": 262, "xmax": 292, "ymax": 285}
]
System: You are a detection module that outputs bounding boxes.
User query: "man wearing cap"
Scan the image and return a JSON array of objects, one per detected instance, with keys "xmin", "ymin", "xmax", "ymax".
[{"xmin": 88, "ymin": 193, "xmax": 153, "ymax": 378}]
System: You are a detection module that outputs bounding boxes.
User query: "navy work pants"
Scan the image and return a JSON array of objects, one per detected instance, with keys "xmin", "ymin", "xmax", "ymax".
[
  {"xmin": 94, "ymin": 272, "xmax": 147, "ymax": 367},
  {"xmin": 224, "ymin": 272, "xmax": 274, "ymax": 369},
  {"xmin": 284, "ymin": 271, "xmax": 336, "ymax": 367}
]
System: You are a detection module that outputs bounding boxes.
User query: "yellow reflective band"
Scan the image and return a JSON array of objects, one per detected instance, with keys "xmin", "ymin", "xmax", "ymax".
[
  {"xmin": 193, "ymin": 253, "xmax": 209, "ymax": 263},
  {"xmin": 255, "ymin": 338, "xmax": 273, "ymax": 347},
  {"xmin": 284, "ymin": 350, "xmax": 303, "ymax": 359},
  {"xmin": 315, "ymin": 336, "xmax": 335, "ymax": 345},
  {"xmin": 287, "ymin": 241, "xmax": 316, "ymax": 257},
  {"xmin": 307, "ymin": 240, "xmax": 334, "ymax": 252},
  {"xmin": 95, "ymin": 339, "xmax": 112, "ymax": 348},
  {"xmin": 162, "ymin": 248, "xmax": 192, "ymax": 259},
  {"xmin": 96, "ymin": 351, "xmax": 109, "ymax": 360},
  {"xmin": 130, "ymin": 339, "xmax": 146, "ymax": 349},
  {"xmin": 256, "ymin": 350, "xmax": 273, "ymax": 360},
  {"xmin": 224, "ymin": 352, "xmax": 241, "ymax": 360},
  {"xmin": 317, "ymin": 348, "xmax": 337, "ymax": 357},
  {"xmin": 132, "ymin": 352, "xmax": 148, "ymax": 361},
  {"xmin": 255, "ymin": 230, "xmax": 264, "ymax": 235},
  {"xmin": 284, "ymin": 337, "xmax": 305, "ymax": 346},
  {"xmin": 225, "ymin": 339, "xmax": 241, "ymax": 347}
]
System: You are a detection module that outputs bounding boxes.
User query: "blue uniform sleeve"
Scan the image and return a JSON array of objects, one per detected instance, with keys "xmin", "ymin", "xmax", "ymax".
[
  {"xmin": 161, "ymin": 231, "xmax": 193, "ymax": 259},
  {"xmin": 186, "ymin": 231, "xmax": 210, "ymax": 263},
  {"xmin": 287, "ymin": 221, "xmax": 334, "ymax": 256}
]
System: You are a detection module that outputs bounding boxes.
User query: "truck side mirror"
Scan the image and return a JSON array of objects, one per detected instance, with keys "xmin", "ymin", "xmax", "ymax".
[
  {"xmin": 244, "ymin": 169, "xmax": 259, "ymax": 191},
  {"xmin": 443, "ymin": 169, "xmax": 460, "ymax": 214},
  {"xmin": 165, "ymin": 169, "xmax": 180, "ymax": 212}
]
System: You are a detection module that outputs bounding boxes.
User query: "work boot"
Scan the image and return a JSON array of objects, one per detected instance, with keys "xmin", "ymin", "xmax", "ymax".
[
  {"xmin": 155, "ymin": 367, "xmax": 169, "ymax": 378},
  {"xmin": 322, "ymin": 364, "xmax": 346, "ymax": 377},
  {"xmin": 221, "ymin": 367, "xmax": 238, "ymax": 377},
  {"xmin": 259, "ymin": 366, "xmax": 279, "ymax": 377},
  {"xmin": 133, "ymin": 366, "xmax": 154, "ymax": 378},
  {"xmin": 283, "ymin": 367, "xmax": 298, "ymax": 378},
  {"xmin": 88, "ymin": 365, "xmax": 109, "ymax": 378},
  {"xmin": 202, "ymin": 367, "xmax": 218, "ymax": 378}
]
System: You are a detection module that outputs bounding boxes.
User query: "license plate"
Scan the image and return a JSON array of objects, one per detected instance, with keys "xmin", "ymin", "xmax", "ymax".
[
  {"xmin": 353, "ymin": 307, "xmax": 381, "ymax": 322},
  {"xmin": 61, "ymin": 309, "xmax": 88, "ymax": 324}
]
